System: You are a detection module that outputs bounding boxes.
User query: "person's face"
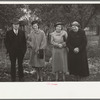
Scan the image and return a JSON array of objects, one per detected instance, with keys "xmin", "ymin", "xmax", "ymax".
[
  {"xmin": 71, "ymin": 25, "xmax": 79, "ymax": 32},
  {"xmin": 13, "ymin": 24, "xmax": 19, "ymax": 30},
  {"xmin": 56, "ymin": 25, "xmax": 62, "ymax": 32},
  {"xmin": 32, "ymin": 23, "xmax": 39, "ymax": 31}
]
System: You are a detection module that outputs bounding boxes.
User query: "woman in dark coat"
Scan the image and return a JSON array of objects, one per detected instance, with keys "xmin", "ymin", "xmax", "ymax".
[{"xmin": 67, "ymin": 21, "xmax": 89, "ymax": 78}]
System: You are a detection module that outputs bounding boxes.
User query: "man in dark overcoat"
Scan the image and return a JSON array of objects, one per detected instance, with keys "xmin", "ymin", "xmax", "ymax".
[
  {"xmin": 5, "ymin": 18, "xmax": 27, "ymax": 81},
  {"xmin": 67, "ymin": 21, "xmax": 89, "ymax": 77}
]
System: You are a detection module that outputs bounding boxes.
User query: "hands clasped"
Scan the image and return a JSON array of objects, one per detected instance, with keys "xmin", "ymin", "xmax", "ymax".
[
  {"xmin": 58, "ymin": 44, "xmax": 63, "ymax": 48},
  {"xmin": 74, "ymin": 47, "xmax": 79, "ymax": 53}
]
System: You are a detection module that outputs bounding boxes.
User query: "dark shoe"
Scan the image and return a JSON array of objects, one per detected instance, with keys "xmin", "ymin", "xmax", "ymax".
[
  {"xmin": 55, "ymin": 79, "xmax": 59, "ymax": 81},
  {"xmin": 38, "ymin": 77, "xmax": 43, "ymax": 82},
  {"xmin": 11, "ymin": 80, "xmax": 16, "ymax": 82},
  {"xmin": 38, "ymin": 78, "xmax": 41, "ymax": 82},
  {"xmin": 76, "ymin": 76, "xmax": 80, "ymax": 81},
  {"xmin": 11, "ymin": 78, "xmax": 16, "ymax": 82},
  {"xmin": 19, "ymin": 78, "xmax": 24, "ymax": 82}
]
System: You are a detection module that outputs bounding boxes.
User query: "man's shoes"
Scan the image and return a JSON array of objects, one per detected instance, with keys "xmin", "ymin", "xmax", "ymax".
[
  {"xmin": 11, "ymin": 80, "xmax": 16, "ymax": 82},
  {"xmin": 11, "ymin": 78, "xmax": 16, "ymax": 82},
  {"xmin": 19, "ymin": 78, "xmax": 24, "ymax": 82}
]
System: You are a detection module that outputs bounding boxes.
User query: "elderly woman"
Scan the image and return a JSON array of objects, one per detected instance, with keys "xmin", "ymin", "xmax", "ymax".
[
  {"xmin": 28, "ymin": 20, "xmax": 46, "ymax": 81},
  {"xmin": 50, "ymin": 22, "xmax": 69, "ymax": 81},
  {"xmin": 67, "ymin": 21, "xmax": 89, "ymax": 79}
]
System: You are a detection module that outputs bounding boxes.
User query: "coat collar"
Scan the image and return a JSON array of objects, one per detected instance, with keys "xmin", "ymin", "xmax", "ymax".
[{"xmin": 11, "ymin": 29, "xmax": 20, "ymax": 36}]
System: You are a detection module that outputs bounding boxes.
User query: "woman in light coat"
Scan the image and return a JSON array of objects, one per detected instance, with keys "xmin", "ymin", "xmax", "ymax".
[
  {"xmin": 51, "ymin": 22, "xmax": 69, "ymax": 81},
  {"xmin": 28, "ymin": 20, "xmax": 46, "ymax": 81}
]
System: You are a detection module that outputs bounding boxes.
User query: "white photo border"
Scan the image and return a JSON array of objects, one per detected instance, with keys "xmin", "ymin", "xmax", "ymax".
[{"xmin": 0, "ymin": 1, "xmax": 100, "ymax": 99}]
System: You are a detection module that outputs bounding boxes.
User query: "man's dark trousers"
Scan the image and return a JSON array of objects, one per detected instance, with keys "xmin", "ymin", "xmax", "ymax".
[{"xmin": 9, "ymin": 51, "xmax": 24, "ymax": 81}]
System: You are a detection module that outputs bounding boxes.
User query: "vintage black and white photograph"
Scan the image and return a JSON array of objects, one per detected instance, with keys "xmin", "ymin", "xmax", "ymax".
[{"xmin": 0, "ymin": 3, "xmax": 100, "ymax": 82}]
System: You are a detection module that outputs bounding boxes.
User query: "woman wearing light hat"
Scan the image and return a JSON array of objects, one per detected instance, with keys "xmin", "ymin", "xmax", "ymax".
[
  {"xmin": 67, "ymin": 21, "xmax": 89, "ymax": 79},
  {"xmin": 50, "ymin": 22, "xmax": 69, "ymax": 81}
]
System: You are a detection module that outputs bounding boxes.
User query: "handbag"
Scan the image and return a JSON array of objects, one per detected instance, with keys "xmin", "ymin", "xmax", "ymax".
[
  {"xmin": 63, "ymin": 35, "xmax": 66, "ymax": 42},
  {"xmin": 36, "ymin": 34, "xmax": 44, "ymax": 59},
  {"xmin": 37, "ymin": 49, "xmax": 44, "ymax": 59}
]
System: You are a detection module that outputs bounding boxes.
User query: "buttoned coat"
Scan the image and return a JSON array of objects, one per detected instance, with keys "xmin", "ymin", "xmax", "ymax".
[
  {"xmin": 67, "ymin": 29, "xmax": 89, "ymax": 77},
  {"xmin": 5, "ymin": 29, "xmax": 27, "ymax": 56}
]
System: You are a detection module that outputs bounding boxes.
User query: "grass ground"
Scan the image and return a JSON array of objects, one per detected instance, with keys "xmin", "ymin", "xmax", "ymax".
[{"xmin": 0, "ymin": 35, "xmax": 100, "ymax": 82}]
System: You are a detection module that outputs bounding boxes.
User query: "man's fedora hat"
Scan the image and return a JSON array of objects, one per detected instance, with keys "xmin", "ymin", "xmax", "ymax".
[{"xmin": 11, "ymin": 18, "xmax": 19, "ymax": 25}]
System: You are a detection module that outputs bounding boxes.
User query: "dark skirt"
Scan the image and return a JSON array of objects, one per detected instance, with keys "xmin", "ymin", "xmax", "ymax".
[{"xmin": 68, "ymin": 50, "xmax": 89, "ymax": 77}]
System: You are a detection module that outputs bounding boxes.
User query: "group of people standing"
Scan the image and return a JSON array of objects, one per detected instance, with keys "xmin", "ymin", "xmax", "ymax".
[
  {"xmin": 51, "ymin": 21, "xmax": 89, "ymax": 81},
  {"xmin": 4, "ymin": 18, "xmax": 89, "ymax": 82}
]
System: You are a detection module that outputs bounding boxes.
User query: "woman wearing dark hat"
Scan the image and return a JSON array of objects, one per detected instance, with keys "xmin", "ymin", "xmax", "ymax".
[
  {"xmin": 27, "ymin": 20, "xmax": 46, "ymax": 81},
  {"xmin": 50, "ymin": 22, "xmax": 69, "ymax": 81},
  {"xmin": 67, "ymin": 21, "xmax": 89, "ymax": 79}
]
